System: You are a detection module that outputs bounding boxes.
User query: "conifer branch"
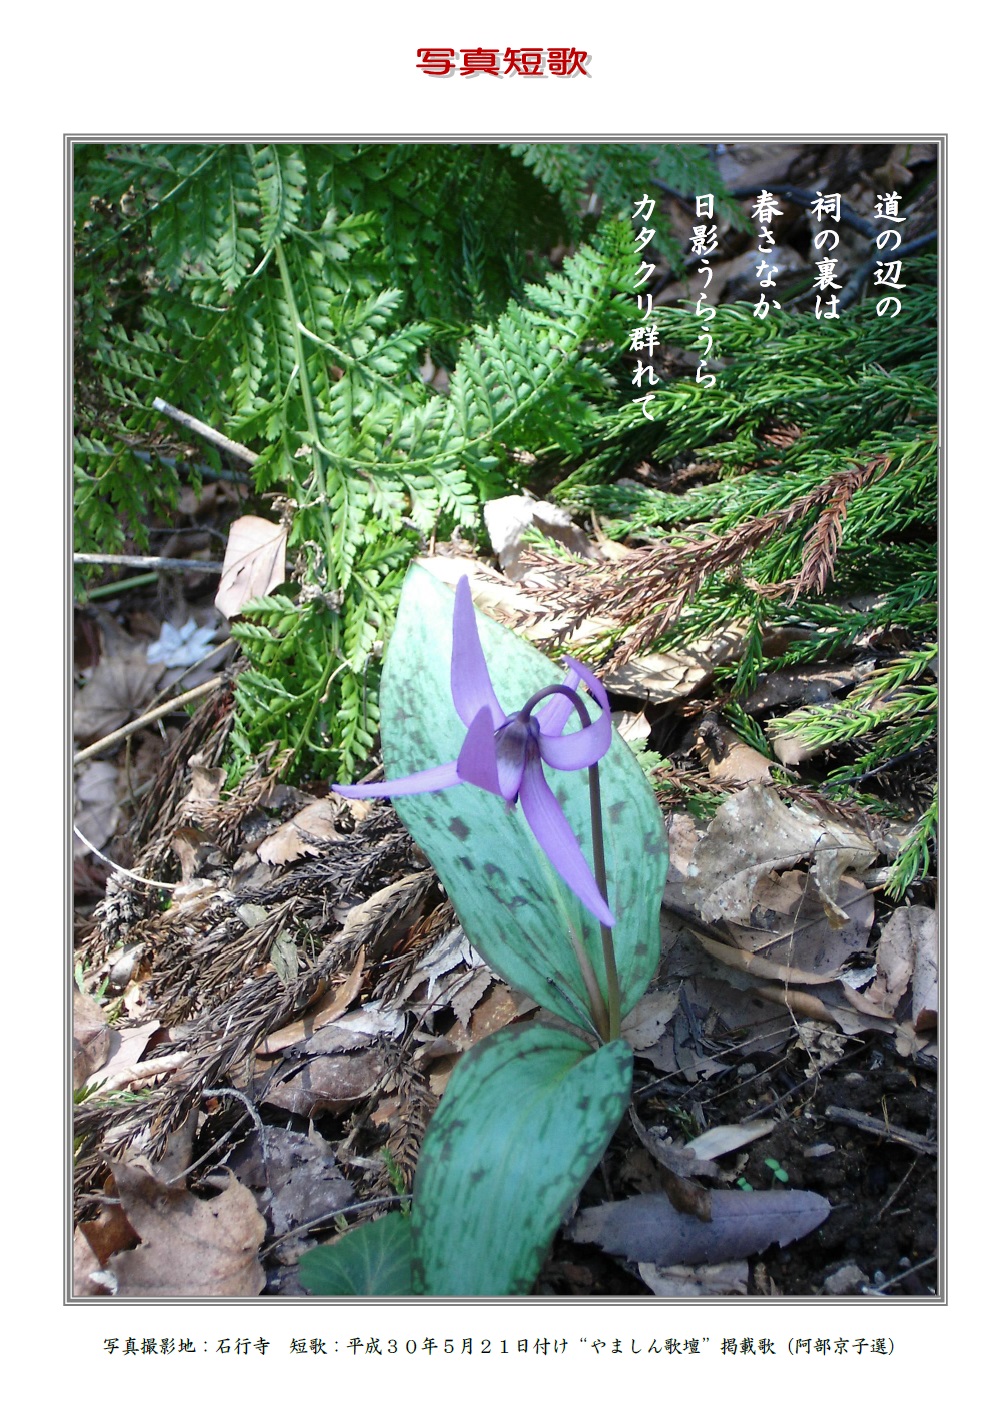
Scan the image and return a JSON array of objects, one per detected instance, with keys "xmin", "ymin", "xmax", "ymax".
[
  {"xmin": 551, "ymin": 457, "xmax": 894, "ymax": 664},
  {"xmin": 789, "ymin": 457, "xmax": 891, "ymax": 601}
]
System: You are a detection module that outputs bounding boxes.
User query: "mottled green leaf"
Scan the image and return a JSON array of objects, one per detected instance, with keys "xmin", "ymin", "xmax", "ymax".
[
  {"xmin": 380, "ymin": 563, "xmax": 668, "ymax": 1028},
  {"xmin": 412, "ymin": 1023, "xmax": 632, "ymax": 1295},
  {"xmin": 298, "ymin": 1213, "xmax": 415, "ymax": 1295}
]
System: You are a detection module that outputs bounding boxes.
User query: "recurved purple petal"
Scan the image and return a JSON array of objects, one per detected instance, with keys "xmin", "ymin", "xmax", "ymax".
[
  {"xmin": 456, "ymin": 703, "xmax": 503, "ymax": 796},
  {"xmin": 451, "ymin": 577, "xmax": 506, "ymax": 729},
  {"xmin": 332, "ymin": 760, "xmax": 462, "ymax": 800},
  {"xmin": 537, "ymin": 658, "xmax": 612, "ymax": 770},
  {"xmin": 562, "ymin": 656, "xmax": 611, "ymax": 712},
  {"xmin": 535, "ymin": 663, "xmax": 584, "ymax": 736},
  {"xmin": 517, "ymin": 755, "xmax": 615, "ymax": 927}
]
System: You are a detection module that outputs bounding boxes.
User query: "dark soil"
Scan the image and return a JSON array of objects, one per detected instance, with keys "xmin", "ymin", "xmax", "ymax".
[{"xmin": 541, "ymin": 1034, "xmax": 938, "ymax": 1297}]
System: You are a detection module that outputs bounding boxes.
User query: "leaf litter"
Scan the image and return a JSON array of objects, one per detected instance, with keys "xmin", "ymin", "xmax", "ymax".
[
  {"xmin": 681, "ymin": 783, "xmax": 881, "ymax": 931},
  {"xmin": 74, "ymin": 545, "xmax": 936, "ymax": 1297}
]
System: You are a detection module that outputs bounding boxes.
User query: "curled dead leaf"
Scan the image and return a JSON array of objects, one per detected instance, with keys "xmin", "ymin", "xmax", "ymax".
[
  {"xmin": 569, "ymin": 1187, "xmax": 830, "ymax": 1267},
  {"xmin": 257, "ymin": 796, "xmax": 346, "ymax": 865},
  {"xmin": 863, "ymin": 905, "xmax": 920, "ymax": 1015},
  {"xmin": 256, "ymin": 1046, "xmax": 388, "ymax": 1117},
  {"xmin": 255, "ymin": 947, "xmax": 367, "ymax": 1055},
  {"xmin": 685, "ymin": 785, "xmax": 878, "ymax": 929},
  {"xmin": 692, "ymin": 929, "xmax": 840, "ymax": 987},
  {"xmin": 215, "ymin": 515, "xmax": 287, "ymax": 619},
  {"xmin": 910, "ymin": 908, "xmax": 938, "ymax": 1030}
]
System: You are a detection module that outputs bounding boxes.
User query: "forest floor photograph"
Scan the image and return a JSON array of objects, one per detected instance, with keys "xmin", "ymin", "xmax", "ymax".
[{"xmin": 72, "ymin": 139, "xmax": 939, "ymax": 1299}]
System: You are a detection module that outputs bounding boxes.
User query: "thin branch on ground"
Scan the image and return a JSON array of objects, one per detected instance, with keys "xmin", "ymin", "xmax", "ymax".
[
  {"xmin": 824, "ymin": 1104, "xmax": 937, "ymax": 1155},
  {"xmin": 170, "ymin": 1086, "xmax": 269, "ymax": 1188},
  {"xmin": 74, "ymin": 675, "xmax": 226, "ymax": 765},
  {"xmin": 74, "ymin": 553, "xmax": 225, "ymax": 573},
  {"xmin": 152, "ymin": 396, "xmax": 259, "ymax": 467}
]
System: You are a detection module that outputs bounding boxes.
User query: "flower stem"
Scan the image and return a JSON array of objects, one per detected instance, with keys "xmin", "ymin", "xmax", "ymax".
[
  {"xmin": 531, "ymin": 843, "xmax": 608, "ymax": 1041},
  {"xmin": 565, "ymin": 923, "xmax": 609, "ymax": 1041},
  {"xmin": 525, "ymin": 683, "xmax": 622, "ymax": 1042},
  {"xmin": 587, "ymin": 759, "xmax": 622, "ymax": 1043}
]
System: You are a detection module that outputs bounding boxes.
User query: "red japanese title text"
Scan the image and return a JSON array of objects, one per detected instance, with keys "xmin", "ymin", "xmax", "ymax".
[{"xmin": 416, "ymin": 48, "xmax": 590, "ymax": 77}]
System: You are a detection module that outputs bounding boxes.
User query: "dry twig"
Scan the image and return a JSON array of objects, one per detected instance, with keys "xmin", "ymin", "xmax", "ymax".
[
  {"xmin": 152, "ymin": 396, "xmax": 258, "ymax": 467},
  {"xmin": 824, "ymin": 1104, "xmax": 936, "ymax": 1155},
  {"xmin": 74, "ymin": 675, "xmax": 226, "ymax": 765}
]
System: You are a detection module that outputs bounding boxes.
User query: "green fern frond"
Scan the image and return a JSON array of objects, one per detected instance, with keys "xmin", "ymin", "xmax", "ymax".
[
  {"xmin": 74, "ymin": 142, "xmax": 747, "ymax": 781},
  {"xmin": 250, "ymin": 143, "xmax": 307, "ymax": 252}
]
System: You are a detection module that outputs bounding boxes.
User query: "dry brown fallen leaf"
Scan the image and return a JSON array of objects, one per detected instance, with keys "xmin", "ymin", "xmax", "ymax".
[
  {"xmin": 257, "ymin": 796, "xmax": 346, "ymax": 865},
  {"xmin": 74, "ymin": 1228, "xmax": 113, "ymax": 1295},
  {"xmin": 74, "ymin": 647, "xmax": 164, "ymax": 741},
  {"xmin": 75, "ymin": 1192, "xmax": 141, "ymax": 1291},
  {"xmin": 630, "ymin": 1105, "xmax": 719, "ymax": 1186},
  {"xmin": 73, "ymin": 987, "xmax": 111, "ymax": 1091},
  {"xmin": 857, "ymin": 904, "xmax": 937, "ymax": 1031},
  {"xmin": 176, "ymin": 757, "xmax": 228, "ymax": 822},
  {"xmin": 92, "ymin": 1050, "xmax": 190, "ymax": 1096},
  {"xmin": 741, "ymin": 665, "xmax": 864, "ymax": 714},
  {"xmin": 668, "ymin": 812, "xmax": 701, "ymax": 876},
  {"xmin": 620, "ymin": 988, "xmax": 680, "ymax": 1051},
  {"xmin": 705, "ymin": 733, "xmax": 775, "ymax": 787},
  {"xmin": 215, "ymin": 515, "xmax": 287, "ymax": 619},
  {"xmin": 424, "ymin": 981, "xmax": 533, "ymax": 1095},
  {"xmin": 595, "ymin": 626, "xmax": 750, "ymax": 704},
  {"xmin": 772, "ymin": 725, "xmax": 827, "ymax": 767},
  {"xmin": 81, "ymin": 1017, "xmax": 165, "ymax": 1094},
  {"xmin": 684, "ymin": 784, "xmax": 879, "ymax": 929},
  {"xmin": 446, "ymin": 966, "xmax": 495, "ymax": 1031},
  {"xmin": 107, "ymin": 1160, "xmax": 266, "ymax": 1296},
  {"xmin": 255, "ymin": 1046, "xmax": 388, "ymax": 1118},
  {"xmin": 255, "ymin": 948, "xmax": 367, "ymax": 1056},
  {"xmin": 863, "ymin": 905, "xmax": 919, "ymax": 1015},
  {"xmin": 719, "ymin": 870, "xmax": 875, "ymax": 975},
  {"xmin": 910, "ymin": 908, "xmax": 938, "ymax": 1030},
  {"xmin": 691, "ymin": 928, "xmax": 841, "ymax": 988}
]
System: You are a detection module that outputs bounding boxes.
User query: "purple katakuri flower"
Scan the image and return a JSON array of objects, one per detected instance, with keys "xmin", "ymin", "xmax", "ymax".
[{"xmin": 331, "ymin": 576, "xmax": 614, "ymax": 925}]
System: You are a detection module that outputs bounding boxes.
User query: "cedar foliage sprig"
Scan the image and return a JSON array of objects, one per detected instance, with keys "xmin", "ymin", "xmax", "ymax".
[
  {"xmin": 552, "ymin": 270, "xmax": 936, "ymax": 666},
  {"xmin": 769, "ymin": 650, "xmax": 938, "ymax": 775},
  {"xmin": 547, "ymin": 263, "xmax": 937, "ymax": 887},
  {"xmin": 885, "ymin": 794, "xmax": 938, "ymax": 901}
]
